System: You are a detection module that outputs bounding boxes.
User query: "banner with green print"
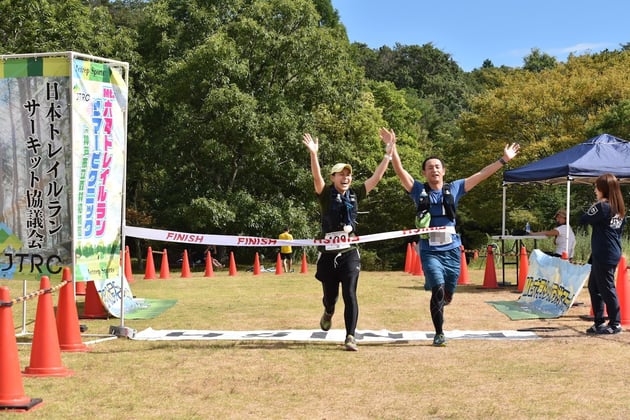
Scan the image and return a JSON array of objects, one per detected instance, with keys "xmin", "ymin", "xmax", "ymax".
[{"xmin": 0, "ymin": 52, "xmax": 128, "ymax": 283}]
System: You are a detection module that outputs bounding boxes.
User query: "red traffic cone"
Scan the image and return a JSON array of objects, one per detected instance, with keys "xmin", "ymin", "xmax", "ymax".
[
  {"xmin": 124, "ymin": 245, "xmax": 134, "ymax": 283},
  {"xmin": 75, "ymin": 280, "xmax": 86, "ymax": 296},
  {"xmin": 159, "ymin": 249, "xmax": 170, "ymax": 279},
  {"xmin": 473, "ymin": 249, "xmax": 479, "ymax": 260},
  {"xmin": 205, "ymin": 250, "xmax": 215, "ymax": 277},
  {"xmin": 482, "ymin": 245, "xmax": 498, "ymax": 289},
  {"xmin": 56, "ymin": 268, "xmax": 90, "ymax": 352},
  {"xmin": 458, "ymin": 246, "xmax": 470, "ymax": 285},
  {"xmin": 181, "ymin": 250, "xmax": 192, "ymax": 278},
  {"xmin": 81, "ymin": 281, "xmax": 108, "ymax": 319},
  {"xmin": 228, "ymin": 252, "xmax": 237, "ymax": 276},
  {"xmin": 144, "ymin": 246, "xmax": 156, "ymax": 280},
  {"xmin": 404, "ymin": 243, "xmax": 412, "ymax": 273},
  {"xmin": 275, "ymin": 253, "xmax": 283, "ymax": 275},
  {"xmin": 561, "ymin": 251, "xmax": 568, "ymax": 260},
  {"xmin": 253, "ymin": 253, "xmax": 261, "ymax": 275},
  {"xmin": 617, "ymin": 256, "xmax": 629, "ymax": 326},
  {"xmin": 0, "ymin": 286, "xmax": 44, "ymax": 410},
  {"xmin": 517, "ymin": 245, "xmax": 528, "ymax": 292},
  {"xmin": 23, "ymin": 276, "xmax": 73, "ymax": 377},
  {"xmin": 300, "ymin": 252, "xmax": 308, "ymax": 274}
]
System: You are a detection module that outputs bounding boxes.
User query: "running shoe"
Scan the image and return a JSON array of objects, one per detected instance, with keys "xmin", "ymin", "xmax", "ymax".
[
  {"xmin": 599, "ymin": 324, "xmax": 622, "ymax": 334},
  {"xmin": 585, "ymin": 323, "xmax": 607, "ymax": 334},
  {"xmin": 432, "ymin": 333, "xmax": 447, "ymax": 347},
  {"xmin": 320, "ymin": 311, "xmax": 332, "ymax": 331},
  {"xmin": 344, "ymin": 334, "xmax": 358, "ymax": 351}
]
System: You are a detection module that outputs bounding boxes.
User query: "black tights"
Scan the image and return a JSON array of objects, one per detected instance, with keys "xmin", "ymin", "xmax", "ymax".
[{"xmin": 430, "ymin": 285, "xmax": 445, "ymax": 334}]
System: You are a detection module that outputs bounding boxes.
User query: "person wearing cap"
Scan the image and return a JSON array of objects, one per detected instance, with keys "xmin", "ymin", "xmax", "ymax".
[
  {"xmin": 528, "ymin": 209, "xmax": 576, "ymax": 260},
  {"xmin": 381, "ymin": 127, "xmax": 520, "ymax": 347},
  {"xmin": 302, "ymin": 130, "xmax": 392, "ymax": 351}
]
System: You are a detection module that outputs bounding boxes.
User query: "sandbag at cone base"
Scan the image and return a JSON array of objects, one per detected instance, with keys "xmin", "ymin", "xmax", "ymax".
[
  {"xmin": 56, "ymin": 268, "xmax": 90, "ymax": 352},
  {"xmin": 0, "ymin": 287, "xmax": 44, "ymax": 410},
  {"xmin": 23, "ymin": 276, "xmax": 73, "ymax": 377}
]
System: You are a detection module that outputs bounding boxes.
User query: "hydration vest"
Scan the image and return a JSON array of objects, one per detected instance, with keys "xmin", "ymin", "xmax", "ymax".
[
  {"xmin": 416, "ymin": 182, "xmax": 456, "ymax": 222},
  {"xmin": 322, "ymin": 187, "xmax": 359, "ymax": 234}
]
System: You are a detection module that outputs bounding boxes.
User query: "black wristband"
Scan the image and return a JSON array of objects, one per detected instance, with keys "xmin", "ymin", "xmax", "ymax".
[{"xmin": 498, "ymin": 157, "xmax": 507, "ymax": 165}]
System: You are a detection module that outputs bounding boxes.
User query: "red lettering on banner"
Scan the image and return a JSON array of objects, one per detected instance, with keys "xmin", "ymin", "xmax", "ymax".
[
  {"xmin": 236, "ymin": 237, "xmax": 278, "ymax": 246},
  {"xmin": 165, "ymin": 232, "xmax": 204, "ymax": 243}
]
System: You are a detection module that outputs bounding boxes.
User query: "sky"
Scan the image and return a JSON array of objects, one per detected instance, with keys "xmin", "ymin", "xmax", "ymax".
[{"xmin": 330, "ymin": 0, "xmax": 629, "ymax": 71}]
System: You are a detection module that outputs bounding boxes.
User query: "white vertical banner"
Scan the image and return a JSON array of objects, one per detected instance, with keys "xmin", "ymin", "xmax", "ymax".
[{"xmin": 71, "ymin": 54, "xmax": 128, "ymax": 283}]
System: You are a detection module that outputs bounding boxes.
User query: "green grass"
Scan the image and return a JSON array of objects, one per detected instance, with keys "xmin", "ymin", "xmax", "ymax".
[{"xmin": 2, "ymin": 262, "xmax": 630, "ymax": 419}]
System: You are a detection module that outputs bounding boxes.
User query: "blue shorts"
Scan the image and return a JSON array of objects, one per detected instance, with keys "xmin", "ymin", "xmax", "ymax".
[{"xmin": 420, "ymin": 247, "xmax": 461, "ymax": 293}]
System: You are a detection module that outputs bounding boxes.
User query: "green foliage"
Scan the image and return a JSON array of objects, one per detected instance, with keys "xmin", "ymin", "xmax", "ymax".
[{"xmin": 2, "ymin": 0, "xmax": 629, "ymax": 269}]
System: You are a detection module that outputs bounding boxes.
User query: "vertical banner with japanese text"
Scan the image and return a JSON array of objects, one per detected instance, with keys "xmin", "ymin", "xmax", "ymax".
[
  {"xmin": 71, "ymin": 55, "xmax": 128, "ymax": 283},
  {"xmin": 0, "ymin": 52, "xmax": 128, "ymax": 289},
  {"xmin": 0, "ymin": 55, "xmax": 72, "ymax": 280}
]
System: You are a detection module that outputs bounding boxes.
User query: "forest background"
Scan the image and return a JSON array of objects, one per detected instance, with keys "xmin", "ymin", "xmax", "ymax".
[{"xmin": 2, "ymin": 0, "xmax": 629, "ymax": 270}]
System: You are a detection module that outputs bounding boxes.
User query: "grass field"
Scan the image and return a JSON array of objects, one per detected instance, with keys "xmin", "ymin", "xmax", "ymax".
[{"xmin": 2, "ymin": 262, "xmax": 630, "ymax": 419}]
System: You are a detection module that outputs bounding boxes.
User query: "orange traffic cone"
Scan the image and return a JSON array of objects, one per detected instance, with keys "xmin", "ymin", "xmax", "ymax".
[
  {"xmin": 300, "ymin": 252, "xmax": 308, "ymax": 274},
  {"xmin": 81, "ymin": 281, "xmax": 108, "ymax": 319},
  {"xmin": 0, "ymin": 286, "xmax": 44, "ymax": 411},
  {"xmin": 561, "ymin": 251, "xmax": 568, "ymax": 260},
  {"xmin": 518, "ymin": 245, "xmax": 528, "ymax": 292},
  {"xmin": 228, "ymin": 252, "xmax": 237, "ymax": 276},
  {"xmin": 23, "ymin": 276, "xmax": 73, "ymax": 377},
  {"xmin": 412, "ymin": 245, "xmax": 421, "ymax": 276},
  {"xmin": 458, "ymin": 246, "xmax": 470, "ymax": 285},
  {"xmin": 275, "ymin": 253, "xmax": 283, "ymax": 275},
  {"xmin": 56, "ymin": 268, "xmax": 90, "ymax": 352},
  {"xmin": 473, "ymin": 249, "xmax": 479, "ymax": 260},
  {"xmin": 75, "ymin": 280, "xmax": 86, "ymax": 296},
  {"xmin": 617, "ymin": 256, "xmax": 629, "ymax": 326},
  {"xmin": 482, "ymin": 245, "xmax": 498, "ymax": 289},
  {"xmin": 144, "ymin": 246, "xmax": 156, "ymax": 280},
  {"xmin": 159, "ymin": 249, "xmax": 170, "ymax": 279},
  {"xmin": 253, "ymin": 253, "xmax": 261, "ymax": 275},
  {"xmin": 204, "ymin": 251, "xmax": 215, "ymax": 277},
  {"xmin": 404, "ymin": 243, "xmax": 412, "ymax": 273},
  {"xmin": 124, "ymin": 245, "xmax": 134, "ymax": 283},
  {"xmin": 181, "ymin": 250, "xmax": 191, "ymax": 278}
]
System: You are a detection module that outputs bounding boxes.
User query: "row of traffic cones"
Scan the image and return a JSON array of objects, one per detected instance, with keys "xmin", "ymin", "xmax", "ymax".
[
  {"xmin": 0, "ymin": 267, "xmax": 90, "ymax": 411},
  {"xmin": 143, "ymin": 247, "xmax": 310, "ymax": 279}
]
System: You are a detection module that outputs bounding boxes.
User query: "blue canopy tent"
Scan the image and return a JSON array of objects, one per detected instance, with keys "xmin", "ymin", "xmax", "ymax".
[{"xmin": 500, "ymin": 133, "xmax": 630, "ymax": 252}]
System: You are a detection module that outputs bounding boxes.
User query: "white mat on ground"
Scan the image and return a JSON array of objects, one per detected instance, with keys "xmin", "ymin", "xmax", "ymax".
[{"xmin": 132, "ymin": 327, "xmax": 538, "ymax": 342}]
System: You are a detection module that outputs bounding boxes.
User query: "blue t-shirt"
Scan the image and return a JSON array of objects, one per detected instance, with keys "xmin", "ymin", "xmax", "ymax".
[
  {"xmin": 579, "ymin": 201, "xmax": 625, "ymax": 266},
  {"xmin": 408, "ymin": 179, "xmax": 466, "ymax": 252}
]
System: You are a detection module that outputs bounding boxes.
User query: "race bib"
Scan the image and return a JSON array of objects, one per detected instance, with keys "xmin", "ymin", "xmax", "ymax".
[
  {"xmin": 324, "ymin": 230, "xmax": 351, "ymax": 251},
  {"xmin": 428, "ymin": 231, "xmax": 453, "ymax": 246}
]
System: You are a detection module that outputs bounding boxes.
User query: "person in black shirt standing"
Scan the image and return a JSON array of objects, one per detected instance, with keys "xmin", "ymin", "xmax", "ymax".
[{"xmin": 581, "ymin": 173, "xmax": 626, "ymax": 335}]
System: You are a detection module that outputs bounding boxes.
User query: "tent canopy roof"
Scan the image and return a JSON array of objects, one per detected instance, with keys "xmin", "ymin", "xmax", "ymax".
[{"xmin": 503, "ymin": 133, "xmax": 630, "ymax": 185}]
